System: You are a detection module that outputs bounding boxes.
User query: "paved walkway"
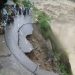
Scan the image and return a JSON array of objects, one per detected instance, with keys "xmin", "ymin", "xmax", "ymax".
[
  {"xmin": 0, "ymin": 34, "xmax": 33, "ymax": 75},
  {"xmin": 5, "ymin": 15, "xmax": 38, "ymax": 73}
]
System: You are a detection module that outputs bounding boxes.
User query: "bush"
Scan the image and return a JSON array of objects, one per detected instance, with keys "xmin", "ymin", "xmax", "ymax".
[
  {"xmin": 22, "ymin": 0, "xmax": 32, "ymax": 8},
  {"xmin": 37, "ymin": 11, "xmax": 72, "ymax": 75},
  {"xmin": 33, "ymin": 5, "xmax": 72, "ymax": 75},
  {"xmin": 37, "ymin": 11, "xmax": 51, "ymax": 39}
]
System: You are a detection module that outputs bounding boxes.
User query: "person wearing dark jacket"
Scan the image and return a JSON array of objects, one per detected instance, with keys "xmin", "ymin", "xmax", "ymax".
[
  {"xmin": 23, "ymin": 8, "xmax": 26, "ymax": 16},
  {"xmin": 19, "ymin": 7, "xmax": 21, "ymax": 15}
]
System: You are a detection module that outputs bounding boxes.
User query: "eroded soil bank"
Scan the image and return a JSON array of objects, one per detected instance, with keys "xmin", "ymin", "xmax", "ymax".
[
  {"xmin": 30, "ymin": 0, "xmax": 75, "ymax": 74},
  {"xmin": 26, "ymin": 23, "xmax": 58, "ymax": 72},
  {"xmin": 26, "ymin": 23, "xmax": 72, "ymax": 75}
]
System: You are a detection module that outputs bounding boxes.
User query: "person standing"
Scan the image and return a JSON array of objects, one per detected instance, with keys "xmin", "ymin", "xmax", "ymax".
[
  {"xmin": 16, "ymin": 4, "xmax": 19, "ymax": 15},
  {"xmin": 19, "ymin": 7, "xmax": 21, "ymax": 15},
  {"xmin": 12, "ymin": 5, "xmax": 17, "ymax": 16},
  {"xmin": 23, "ymin": 8, "xmax": 26, "ymax": 16},
  {"xmin": 2, "ymin": 8, "xmax": 8, "ymax": 25},
  {"xmin": 29, "ymin": 7, "xmax": 33, "ymax": 16}
]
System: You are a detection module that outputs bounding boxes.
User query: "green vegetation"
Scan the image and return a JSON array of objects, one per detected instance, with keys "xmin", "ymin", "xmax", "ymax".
[
  {"xmin": 59, "ymin": 63, "xmax": 72, "ymax": 75},
  {"xmin": 13, "ymin": 0, "xmax": 19, "ymax": 4},
  {"xmin": 34, "ymin": 8, "xmax": 72, "ymax": 75},
  {"xmin": 37, "ymin": 11, "xmax": 51, "ymax": 39},
  {"xmin": 22, "ymin": 0, "xmax": 32, "ymax": 8}
]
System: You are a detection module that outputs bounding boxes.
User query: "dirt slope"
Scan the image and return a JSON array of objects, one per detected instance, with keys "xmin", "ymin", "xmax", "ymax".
[
  {"xmin": 26, "ymin": 23, "xmax": 58, "ymax": 73},
  {"xmin": 31, "ymin": 0, "xmax": 75, "ymax": 75}
]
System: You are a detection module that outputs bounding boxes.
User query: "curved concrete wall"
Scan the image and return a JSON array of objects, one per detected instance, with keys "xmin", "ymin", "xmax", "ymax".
[
  {"xmin": 4, "ymin": 15, "xmax": 59, "ymax": 75},
  {"xmin": 18, "ymin": 24, "xmax": 34, "ymax": 53},
  {"xmin": 5, "ymin": 15, "xmax": 38, "ymax": 73}
]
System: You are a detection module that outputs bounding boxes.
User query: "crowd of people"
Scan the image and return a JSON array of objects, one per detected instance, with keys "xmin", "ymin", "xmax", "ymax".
[{"xmin": 1, "ymin": 4, "xmax": 31, "ymax": 27}]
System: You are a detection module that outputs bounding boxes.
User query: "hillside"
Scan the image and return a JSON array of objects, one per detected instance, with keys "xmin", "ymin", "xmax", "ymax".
[{"xmin": 31, "ymin": 0, "xmax": 75, "ymax": 75}]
